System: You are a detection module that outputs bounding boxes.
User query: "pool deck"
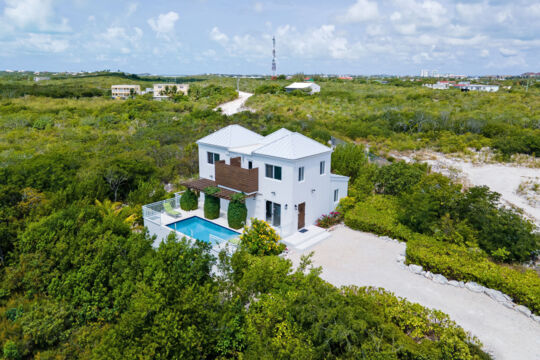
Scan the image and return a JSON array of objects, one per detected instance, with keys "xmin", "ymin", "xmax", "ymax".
[{"xmin": 155, "ymin": 203, "xmax": 329, "ymax": 251}]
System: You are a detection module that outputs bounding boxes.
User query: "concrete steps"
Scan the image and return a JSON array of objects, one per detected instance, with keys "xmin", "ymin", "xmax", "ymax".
[
  {"xmin": 283, "ymin": 225, "xmax": 330, "ymax": 252},
  {"xmin": 295, "ymin": 231, "xmax": 331, "ymax": 251}
]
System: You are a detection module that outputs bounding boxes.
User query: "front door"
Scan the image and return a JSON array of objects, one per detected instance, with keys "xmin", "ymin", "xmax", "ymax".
[{"xmin": 297, "ymin": 202, "xmax": 305, "ymax": 229}]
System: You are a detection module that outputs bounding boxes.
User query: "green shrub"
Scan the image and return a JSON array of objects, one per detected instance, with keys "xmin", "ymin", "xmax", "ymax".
[
  {"xmin": 204, "ymin": 194, "xmax": 220, "ymax": 220},
  {"xmin": 374, "ymin": 161, "xmax": 428, "ymax": 196},
  {"xmin": 3, "ymin": 340, "xmax": 20, "ymax": 360},
  {"xmin": 240, "ymin": 218, "xmax": 285, "ymax": 256},
  {"xmin": 180, "ymin": 188, "xmax": 198, "ymax": 211},
  {"xmin": 407, "ymin": 238, "xmax": 540, "ymax": 315},
  {"xmin": 331, "ymin": 143, "xmax": 368, "ymax": 182},
  {"xmin": 227, "ymin": 194, "xmax": 247, "ymax": 229},
  {"xmin": 344, "ymin": 195, "xmax": 428, "ymax": 242}
]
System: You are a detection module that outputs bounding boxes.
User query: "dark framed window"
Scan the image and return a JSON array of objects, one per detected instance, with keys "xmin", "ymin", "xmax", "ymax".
[
  {"xmin": 248, "ymin": 161, "xmax": 253, "ymax": 169},
  {"xmin": 298, "ymin": 166, "xmax": 304, "ymax": 182},
  {"xmin": 207, "ymin": 152, "xmax": 220, "ymax": 164},
  {"xmin": 265, "ymin": 164, "xmax": 282, "ymax": 180},
  {"xmin": 266, "ymin": 200, "xmax": 281, "ymax": 227},
  {"xmin": 320, "ymin": 161, "xmax": 325, "ymax": 175},
  {"xmin": 334, "ymin": 189, "xmax": 339, "ymax": 202}
]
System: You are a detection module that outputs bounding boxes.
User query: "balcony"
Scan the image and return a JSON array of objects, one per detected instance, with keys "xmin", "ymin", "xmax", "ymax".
[
  {"xmin": 181, "ymin": 157, "xmax": 258, "ymax": 199},
  {"xmin": 214, "ymin": 157, "xmax": 258, "ymax": 194}
]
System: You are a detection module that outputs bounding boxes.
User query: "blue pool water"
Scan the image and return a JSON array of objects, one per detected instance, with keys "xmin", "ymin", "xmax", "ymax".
[{"xmin": 167, "ymin": 216, "xmax": 239, "ymax": 244}]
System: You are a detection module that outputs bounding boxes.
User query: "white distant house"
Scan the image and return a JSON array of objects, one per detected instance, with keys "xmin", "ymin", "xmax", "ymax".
[
  {"xmin": 111, "ymin": 84, "xmax": 141, "ymax": 99},
  {"xmin": 285, "ymin": 82, "xmax": 321, "ymax": 94},
  {"xmin": 153, "ymin": 83, "xmax": 189, "ymax": 100},
  {"xmin": 459, "ymin": 84, "xmax": 499, "ymax": 92}
]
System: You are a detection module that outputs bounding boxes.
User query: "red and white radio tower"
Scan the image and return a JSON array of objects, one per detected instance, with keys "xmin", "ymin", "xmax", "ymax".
[{"xmin": 271, "ymin": 36, "xmax": 276, "ymax": 78}]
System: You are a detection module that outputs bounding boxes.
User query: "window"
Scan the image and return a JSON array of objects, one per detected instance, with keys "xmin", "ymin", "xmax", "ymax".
[
  {"xmin": 265, "ymin": 164, "xmax": 282, "ymax": 180},
  {"xmin": 320, "ymin": 161, "xmax": 326, "ymax": 175},
  {"xmin": 207, "ymin": 152, "xmax": 220, "ymax": 164},
  {"xmin": 248, "ymin": 161, "xmax": 253, "ymax": 169},
  {"xmin": 266, "ymin": 201, "xmax": 281, "ymax": 227},
  {"xmin": 334, "ymin": 189, "xmax": 339, "ymax": 202},
  {"xmin": 298, "ymin": 166, "xmax": 304, "ymax": 182}
]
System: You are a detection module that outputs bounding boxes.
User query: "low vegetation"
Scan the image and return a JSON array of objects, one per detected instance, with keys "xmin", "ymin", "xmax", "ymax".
[
  {"xmin": 332, "ymin": 143, "xmax": 540, "ymax": 315},
  {"xmin": 0, "ymin": 72, "xmax": 536, "ymax": 357}
]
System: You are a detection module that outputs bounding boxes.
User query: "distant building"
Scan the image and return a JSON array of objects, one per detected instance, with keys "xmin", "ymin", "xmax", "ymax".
[
  {"xmin": 141, "ymin": 87, "xmax": 154, "ymax": 95},
  {"xmin": 457, "ymin": 84, "xmax": 499, "ymax": 92},
  {"xmin": 420, "ymin": 69, "xmax": 430, "ymax": 77},
  {"xmin": 111, "ymin": 84, "xmax": 141, "ymax": 99},
  {"xmin": 34, "ymin": 76, "xmax": 51, "ymax": 82},
  {"xmin": 153, "ymin": 83, "xmax": 189, "ymax": 100},
  {"xmin": 285, "ymin": 82, "xmax": 321, "ymax": 95},
  {"xmin": 423, "ymin": 81, "xmax": 454, "ymax": 90}
]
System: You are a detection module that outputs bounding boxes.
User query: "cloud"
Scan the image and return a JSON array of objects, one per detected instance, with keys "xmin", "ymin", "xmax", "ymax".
[
  {"xmin": 210, "ymin": 27, "xmax": 229, "ymax": 45},
  {"xmin": 337, "ymin": 0, "xmax": 379, "ymax": 23},
  {"xmin": 147, "ymin": 11, "xmax": 179, "ymax": 39},
  {"xmin": 3, "ymin": 0, "xmax": 70, "ymax": 32},
  {"xmin": 212, "ymin": 24, "xmax": 363, "ymax": 60},
  {"xmin": 22, "ymin": 33, "xmax": 69, "ymax": 52},
  {"xmin": 499, "ymin": 47, "xmax": 517, "ymax": 57}
]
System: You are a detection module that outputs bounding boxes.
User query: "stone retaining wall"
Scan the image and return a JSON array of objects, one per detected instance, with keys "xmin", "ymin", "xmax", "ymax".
[{"xmin": 377, "ymin": 235, "xmax": 540, "ymax": 325}]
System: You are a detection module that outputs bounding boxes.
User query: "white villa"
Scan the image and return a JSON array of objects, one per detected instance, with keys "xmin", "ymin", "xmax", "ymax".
[
  {"xmin": 153, "ymin": 83, "xmax": 189, "ymax": 100},
  {"xmin": 143, "ymin": 124, "xmax": 349, "ymax": 250},
  {"xmin": 285, "ymin": 82, "xmax": 321, "ymax": 94}
]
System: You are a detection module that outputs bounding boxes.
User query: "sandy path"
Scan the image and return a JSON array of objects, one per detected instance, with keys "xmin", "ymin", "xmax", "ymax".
[
  {"xmin": 215, "ymin": 91, "xmax": 253, "ymax": 115},
  {"xmin": 288, "ymin": 226, "xmax": 540, "ymax": 360}
]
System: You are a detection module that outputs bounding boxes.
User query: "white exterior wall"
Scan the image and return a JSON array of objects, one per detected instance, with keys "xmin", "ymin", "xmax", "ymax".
[
  {"xmin": 309, "ymin": 83, "xmax": 321, "ymax": 94},
  {"xmin": 197, "ymin": 144, "xmax": 230, "ymax": 181},
  {"xmin": 197, "ymin": 143, "xmax": 348, "ymax": 238},
  {"xmin": 330, "ymin": 176, "xmax": 349, "ymax": 207},
  {"xmin": 291, "ymin": 153, "xmax": 332, "ymax": 232}
]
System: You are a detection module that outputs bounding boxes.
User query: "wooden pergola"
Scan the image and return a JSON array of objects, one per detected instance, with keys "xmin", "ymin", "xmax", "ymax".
[{"xmin": 181, "ymin": 178, "xmax": 256, "ymax": 201}]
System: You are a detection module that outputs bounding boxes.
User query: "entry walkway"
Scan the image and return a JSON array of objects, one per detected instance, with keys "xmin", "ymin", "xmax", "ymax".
[{"xmin": 287, "ymin": 226, "xmax": 540, "ymax": 360}]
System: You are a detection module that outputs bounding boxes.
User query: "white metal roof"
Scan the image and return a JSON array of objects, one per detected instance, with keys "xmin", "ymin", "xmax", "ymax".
[
  {"xmin": 253, "ymin": 132, "xmax": 331, "ymax": 159},
  {"xmin": 197, "ymin": 124, "xmax": 331, "ymax": 159},
  {"xmin": 285, "ymin": 82, "xmax": 317, "ymax": 89},
  {"xmin": 197, "ymin": 124, "xmax": 264, "ymax": 148}
]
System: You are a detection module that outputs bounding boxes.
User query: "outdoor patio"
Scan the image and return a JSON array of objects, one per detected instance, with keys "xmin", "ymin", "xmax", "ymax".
[{"xmin": 142, "ymin": 193, "xmax": 332, "ymax": 252}]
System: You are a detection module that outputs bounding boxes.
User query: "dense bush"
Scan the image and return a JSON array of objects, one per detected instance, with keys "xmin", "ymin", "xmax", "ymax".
[
  {"xmin": 254, "ymin": 83, "xmax": 284, "ymax": 95},
  {"xmin": 375, "ymin": 161, "xmax": 428, "ymax": 195},
  {"xmin": 407, "ymin": 238, "xmax": 540, "ymax": 315},
  {"xmin": 344, "ymin": 195, "xmax": 428, "ymax": 242},
  {"xmin": 231, "ymin": 250, "xmax": 487, "ymax": 360},
  {"xmin": 203, "ymin": 191, "xmax": 220, "ymax": 220},
  {"xmin": 239, "ymin": 218, "xmax": 285, "ymax": 256},
  {"xmin": 227, "ymin": 194, "xmax": 247, "ymax": 229},
  {"xmin": 180, "ymin": 188, "xmax": 198, "ymax": 211},
  {"xmin": 330, "ymin": 143, "xmax": 368, "ymax": 182}
]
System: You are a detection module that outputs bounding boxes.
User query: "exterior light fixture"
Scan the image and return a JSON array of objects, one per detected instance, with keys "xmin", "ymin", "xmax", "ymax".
[
  {"xmin": 285, "ymin": 204, "xmax": 288, "ymax": 210},
  {"xmin": 271, "ymin": 191, "xmax": 276, "ymax": 196},
  {"xmin": 311, "ymin": 189, "xmax": 316, "ymax": 193},
  {"xmin": 294, "ymin": 204, "xmax": 298, "ymax": 211}
]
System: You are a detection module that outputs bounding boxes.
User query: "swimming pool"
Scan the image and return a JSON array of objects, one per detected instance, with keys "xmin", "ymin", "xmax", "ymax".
[{"xmin": 166, "ymin": 216, "xmax": 240, "ymax": 244}]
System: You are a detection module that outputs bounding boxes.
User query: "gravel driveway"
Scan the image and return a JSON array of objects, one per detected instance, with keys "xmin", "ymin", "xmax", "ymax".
[
  {"xmin": 287, "ymin": 226, "xmax": 540, "ymax": 360},
  {"xmin": 215, "ymin": 91, "xmax": 253, "ymax": 115}
]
